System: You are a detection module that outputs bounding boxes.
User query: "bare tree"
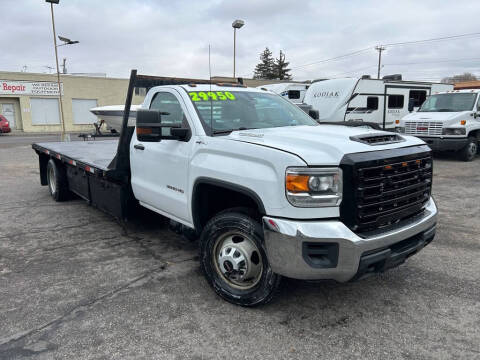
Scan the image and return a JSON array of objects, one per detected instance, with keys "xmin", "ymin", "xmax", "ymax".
[{"xmin": 441, "ymin": 72, "xmax": 478, "ymax": 84}]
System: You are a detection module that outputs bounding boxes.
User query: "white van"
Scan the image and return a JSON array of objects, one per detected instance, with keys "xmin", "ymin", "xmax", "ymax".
[
  {"xmin": 302, "ymin": 76, "xmax": 453, "ymax": 129},
  {"xmin": 258, "ymin": 83, "xmax": 309, "ymax": 104},
  {"xmin": 397, "ymin": 89, "xmax": 480, "ymax": 161}
]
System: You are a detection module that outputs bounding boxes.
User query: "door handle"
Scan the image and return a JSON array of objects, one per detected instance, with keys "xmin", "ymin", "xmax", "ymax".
[{"xmin": 134, "ymin": 144, "xmax": 145, "ymax": 150}]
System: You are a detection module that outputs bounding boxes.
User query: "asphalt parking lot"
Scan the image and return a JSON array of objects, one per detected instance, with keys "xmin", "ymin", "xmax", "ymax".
[{"xmin": 0, "ymin": 134, "xmax": 479, "ymax": 359}]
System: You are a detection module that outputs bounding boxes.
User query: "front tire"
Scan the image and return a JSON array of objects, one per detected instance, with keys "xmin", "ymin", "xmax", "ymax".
[
  {"xmin": 47, "ymin": 159, "xmax": 69, "ymax": 201},
  {"xmin": 459, "ymin": 136, "xmax": 477, "ymax": 161},
  {"xmin": 199, "ymin": 210, "xmax": 281, "ymax": 306}
]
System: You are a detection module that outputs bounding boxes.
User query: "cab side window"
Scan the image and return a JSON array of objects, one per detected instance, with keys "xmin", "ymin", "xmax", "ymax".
[{"xmin": 150, "ymin": 92, "xmax": 186, "ymax": 127}]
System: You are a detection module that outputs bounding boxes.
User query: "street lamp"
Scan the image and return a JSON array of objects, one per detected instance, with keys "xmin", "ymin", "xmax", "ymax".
[
  {"xmin": 45, "ymin": 0, "xmax": 79, "ymax": 141},
  {"xmin": 232, "ymin": 19, "xmax": 245, "ymax": 79}
]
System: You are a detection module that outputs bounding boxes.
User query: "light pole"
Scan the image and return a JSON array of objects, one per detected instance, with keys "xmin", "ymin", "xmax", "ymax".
[
  {"xmin": 46, "ymin": 0, "xmax": 79, "ymax": 141},
  {"xmin": 232, "ymin": 19, "xmax": 245, "ymax": 79}
]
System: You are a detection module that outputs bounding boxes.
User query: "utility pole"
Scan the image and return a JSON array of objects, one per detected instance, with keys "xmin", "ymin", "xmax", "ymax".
[
  {"xmin": 62, "ymin": 58, "xmax": 67, "ymax": 74},
  {"xmin": 375, "ymin": 45, "xmax": 386, "ymax": 79}
]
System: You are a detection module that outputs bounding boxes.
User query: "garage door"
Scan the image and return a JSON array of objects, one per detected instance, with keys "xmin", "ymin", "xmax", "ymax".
[
  {"xmin": 72, "ymin": 98, "xmax": 98, "ymax": 124},
  {"xmin": 30, "ymin": 98, "xmax": 60, "ymax": 125}
]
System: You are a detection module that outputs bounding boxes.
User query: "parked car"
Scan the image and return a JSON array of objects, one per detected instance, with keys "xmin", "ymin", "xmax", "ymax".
[{"xmin": 0, "ymin": 115, "xmax": 11, "ymax": 133}]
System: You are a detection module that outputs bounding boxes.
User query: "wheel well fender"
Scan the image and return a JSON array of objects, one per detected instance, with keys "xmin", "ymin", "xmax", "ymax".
[{"xmin": 191, "ymin": 177, "xmax": 266, "ymax": 232}]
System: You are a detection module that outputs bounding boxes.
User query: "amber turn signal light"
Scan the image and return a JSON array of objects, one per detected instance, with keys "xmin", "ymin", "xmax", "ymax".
[{"xmin": 286, "ymin": 174, "xmax": 310, "ymax": 193}]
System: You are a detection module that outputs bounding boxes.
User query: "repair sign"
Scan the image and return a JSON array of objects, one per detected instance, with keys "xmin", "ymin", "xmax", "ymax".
[{"xmin": 0, "ymin": 80, "xmax": 63, "ymax": 96}]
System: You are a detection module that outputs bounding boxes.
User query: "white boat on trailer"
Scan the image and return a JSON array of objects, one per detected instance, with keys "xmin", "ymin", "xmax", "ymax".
[{"xmin": 89, "ymin": 104, "xmax": 140, "ymax": 132}]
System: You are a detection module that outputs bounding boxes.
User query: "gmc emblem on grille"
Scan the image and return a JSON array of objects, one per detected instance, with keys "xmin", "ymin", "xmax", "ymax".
[{"xmin": 417, "ymin": 126, "xmax": 428, "ymax": 131}]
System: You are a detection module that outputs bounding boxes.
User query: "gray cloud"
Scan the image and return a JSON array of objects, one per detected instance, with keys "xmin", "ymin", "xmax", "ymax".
[{"xmin": 1, "ymin": 0, "xmax": 479, "ymax": 81}]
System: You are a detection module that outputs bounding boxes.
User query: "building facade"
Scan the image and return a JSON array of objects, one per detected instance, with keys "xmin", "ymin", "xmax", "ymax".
[
  {"xmin": 0, "ymin": 71, "xmax": 144, "ymax": 133},
  {"xmin": 0, "ymin": 71, "xmax": 306, "ymax": 133}
]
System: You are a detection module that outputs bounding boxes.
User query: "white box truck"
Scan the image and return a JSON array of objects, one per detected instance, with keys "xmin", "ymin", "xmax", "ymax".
[
  {"xmin": 32, "ymin": 70, "xmax": 437, "ymax": 306},
  {"xmin": 302, "ymin": 75, "xmax": 452, "ymax": 129},
  {"xmin": 397, "ymin": 89, "xmax": 480, "ymax": 161}
]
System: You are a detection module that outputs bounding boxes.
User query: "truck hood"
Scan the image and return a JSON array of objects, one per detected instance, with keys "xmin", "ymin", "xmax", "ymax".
[
  {"xmin": 226, "ymin": 125, "xmax": 425, "ymax": 165},
  {"xmin": 403, "ymin": 111, "xmax": 472, "ymax": 122}
]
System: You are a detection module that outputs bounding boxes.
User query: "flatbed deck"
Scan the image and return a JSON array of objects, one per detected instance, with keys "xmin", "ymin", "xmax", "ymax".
[{"xmin": 33, "ymin": 140, "xmax": 118, "ymax": 172}]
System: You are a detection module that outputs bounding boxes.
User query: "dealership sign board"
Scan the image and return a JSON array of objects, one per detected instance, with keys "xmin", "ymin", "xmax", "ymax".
[{"xmin": 0, "ymin": 80, "xmax": 63, "ymax": 96}]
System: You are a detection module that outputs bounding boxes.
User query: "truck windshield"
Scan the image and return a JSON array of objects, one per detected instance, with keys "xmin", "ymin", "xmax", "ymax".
[
  {"xmin": 188, "ymin": 90, "xmax": 318, "ymax": 135},
  {"xmin": 419, "ymin": 93, "xmax": 477, "ymax": 112}
]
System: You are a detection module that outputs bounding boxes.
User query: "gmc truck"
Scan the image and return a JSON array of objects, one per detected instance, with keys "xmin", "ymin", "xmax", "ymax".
[
  {"xmin": 397, "ymin": 89, "xmax": 480, "ymax": 161},
  {"xmin": 33, "ymin": 71, "xmax": 437, "ymax": 306}
]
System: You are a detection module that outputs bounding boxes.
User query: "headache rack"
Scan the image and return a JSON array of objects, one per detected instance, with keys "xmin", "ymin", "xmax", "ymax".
[
  {"xmin": 340, "ymin": 145, "xmax": 433, "ymax": 234},
  {"xmin": 107, "ymin": 70, "xmax": 244, "ymax": 182}
]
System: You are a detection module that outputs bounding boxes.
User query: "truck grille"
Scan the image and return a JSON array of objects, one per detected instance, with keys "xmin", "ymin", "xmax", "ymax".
[
  {"xmin": 340, "ymin": 146, "xmax": 433, "ymax": 234},
  {"xmin": 405, "ymin": 121, "xmax": 443, "ymax": 136}
]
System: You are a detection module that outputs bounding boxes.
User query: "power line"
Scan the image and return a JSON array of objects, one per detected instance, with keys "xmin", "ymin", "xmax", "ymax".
[
  {"xmin": 289, "ymin": 47, "xmax": 372, "ymax": 70},
  {"xmin": 383, "ymin": 31, "xmax": 480, "ymax": 47},
  {"xmin": 384, "ymin": 57, "xmax": 480, "ymax": 66},
  {"xmin": 243, "ymin": 31, "xmax": 480, "ymax": 78}
]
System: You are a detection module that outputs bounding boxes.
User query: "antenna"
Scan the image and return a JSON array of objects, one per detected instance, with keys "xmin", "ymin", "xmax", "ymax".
[{"xmin": 209, "ymin": 44, "xmax": 213, "ymax": 134}]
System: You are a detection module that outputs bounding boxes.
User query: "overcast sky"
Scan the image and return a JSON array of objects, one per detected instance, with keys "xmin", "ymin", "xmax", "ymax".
[{"xmin": 2, "ymin": 0, "xmax": 479, "ymax": 81}]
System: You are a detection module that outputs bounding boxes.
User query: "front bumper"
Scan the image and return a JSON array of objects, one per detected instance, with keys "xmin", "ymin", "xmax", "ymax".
[
  {"xmin": 419, "ymin": 136, "xmax": 468, "ymax": 151},
  {"xmin": 0, "ymin": 126, "xmax": 11, "ymax": 133},
  {"xmin": 263, "ymin": 197, "xmax": 437, "ymax": 281}
]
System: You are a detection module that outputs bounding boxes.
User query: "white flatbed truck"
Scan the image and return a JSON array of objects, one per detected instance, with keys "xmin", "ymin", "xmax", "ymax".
[{"xmin": 33, "ymin": 70, "xmax": 438, "ymax": 306}]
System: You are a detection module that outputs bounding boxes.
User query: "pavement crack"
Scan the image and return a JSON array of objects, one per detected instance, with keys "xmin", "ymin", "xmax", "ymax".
[
  {"xmin": 0, "ymin": 220, "xmax": 110, "ymax": 240},
  {"xmin": 0, "ymin": 264, "xmax": 168, "ymax": 349}
]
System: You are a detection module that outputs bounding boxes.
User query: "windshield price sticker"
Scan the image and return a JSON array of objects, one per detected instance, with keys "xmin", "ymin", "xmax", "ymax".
[{"xmin": 189, "ymin": 91, "xmax": 236, "ymax": 101}]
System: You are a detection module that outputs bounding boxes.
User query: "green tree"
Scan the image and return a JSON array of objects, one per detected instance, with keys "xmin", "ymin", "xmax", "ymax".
[
  {"xmin": 253, "ymin": 47, "xmax": 275, "ymax": 79},
  {"xmin": 274, "ymin": 50, "xmax": 292, "ymax": 80}
]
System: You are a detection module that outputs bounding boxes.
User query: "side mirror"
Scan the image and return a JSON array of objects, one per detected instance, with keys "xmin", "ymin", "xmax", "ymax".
[
  {"xmin": 136, "ymin": 109, "xmax": 162, "ymax": 142},
  {"xmin": 308, "ymin": 109, "xmax": 319, "ymax": 120},
  {"xmin": 408, "ymin": 98, "xmax": 415, "ymax": 112}
]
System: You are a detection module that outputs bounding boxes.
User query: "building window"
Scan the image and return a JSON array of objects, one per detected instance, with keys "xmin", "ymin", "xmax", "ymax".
[
  {"xmin": 72, "ymin": 99, "xmax": 99, "ymax": 124},
  {"xmin": 30, "ymin": 98, "xmax": 60, "ymax": 125},
  {"xmin": 409, "ymin": 90, "xmax": 427, "ymax": 107},
  {"xmin": 367, "ymin": 96, "xmax": 379, "ymax": 110},
  {"xmin": 388, "ymin": 95, "xmax": 404, "ymax": 109}
]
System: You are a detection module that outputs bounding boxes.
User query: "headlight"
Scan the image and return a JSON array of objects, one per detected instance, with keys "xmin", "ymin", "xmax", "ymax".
[
  {"xmin": 442, "ymin": 128, "xmax": 466, "ymax": 135},
  {"xmin": 285, "ymin": 167, "xmax": 342, "ymax": 207},
  {"xmin": 395, "ymin": 126, "xmax": 405, "ymax": 133}
]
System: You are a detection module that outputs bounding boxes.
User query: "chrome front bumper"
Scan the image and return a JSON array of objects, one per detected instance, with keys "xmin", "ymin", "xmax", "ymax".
[{"xmin": 263, "ymin": 197, "xmax": 437, "ymax": 281}]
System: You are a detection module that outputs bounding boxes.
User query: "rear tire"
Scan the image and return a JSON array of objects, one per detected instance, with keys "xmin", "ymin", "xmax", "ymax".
[
  {"xmin": 47, "ymin": 159, "xmax": 69, "ymax": 201},
  {"xmin": 199, "ymin": 210, "xmax": 281, "ymax": 306},
  {"xmin": 459, "ymin": 137, "xmax": 477, "ymax": 161}
]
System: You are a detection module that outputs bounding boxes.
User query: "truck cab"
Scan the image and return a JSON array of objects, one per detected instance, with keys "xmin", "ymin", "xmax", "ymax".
[
  {"xmin": 396, "ymin": 89, "xmax": 480, "ymax": 161},
  {"xmin": 33, "ymin": 71, "xmax": 438, "ymax": 306}
]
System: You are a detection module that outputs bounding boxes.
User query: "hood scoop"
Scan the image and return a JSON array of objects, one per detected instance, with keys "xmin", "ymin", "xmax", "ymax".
[{"xmin": 349, "ymin": 133, "xmax": 405, "ymax": 146}]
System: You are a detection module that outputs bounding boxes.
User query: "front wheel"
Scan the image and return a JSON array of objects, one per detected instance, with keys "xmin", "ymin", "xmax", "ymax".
[
  {"xmin": 459, "ymin": 136, "xmax": 477, "ymax": 161},
  {"xmin": 199, "ymin": 210, "xmax": 281, "ymax": 306}
]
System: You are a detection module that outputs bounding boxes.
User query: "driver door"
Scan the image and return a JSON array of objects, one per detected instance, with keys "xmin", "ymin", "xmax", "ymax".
[{"xmin": 130, "ymin": 89, "xmax": 194, "ymax": 225}]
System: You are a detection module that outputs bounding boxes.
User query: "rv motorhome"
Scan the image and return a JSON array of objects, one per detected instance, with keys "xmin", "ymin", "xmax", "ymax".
[
  {"xmin": 302, "ymin": 75, "xmax": 453, "ymax": 129},
  {"xmin": 258, "ymin": 83, "xmax": 310, "ymax": 104}
]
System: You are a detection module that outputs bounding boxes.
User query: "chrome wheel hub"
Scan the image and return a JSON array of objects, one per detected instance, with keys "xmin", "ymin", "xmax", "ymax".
[{"xmin": 214, "ymin": 233, "xmax": 263, "ymax": 289}]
